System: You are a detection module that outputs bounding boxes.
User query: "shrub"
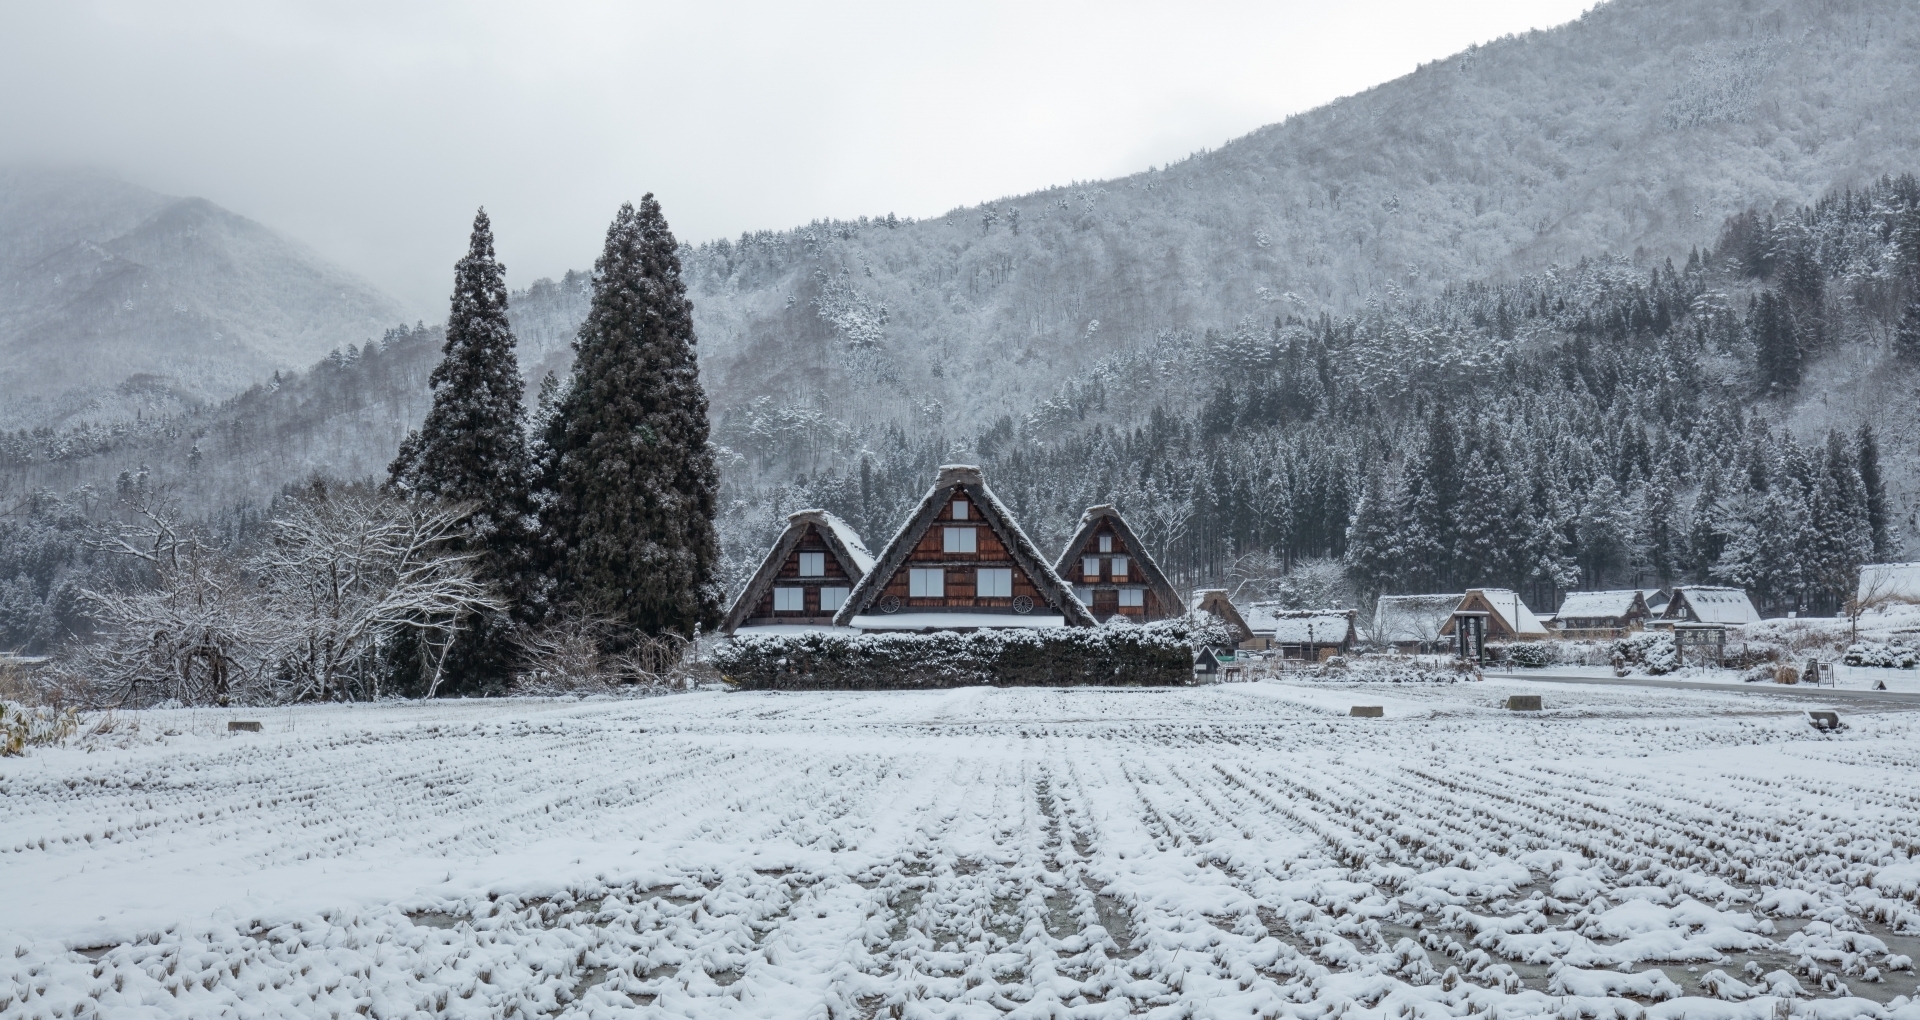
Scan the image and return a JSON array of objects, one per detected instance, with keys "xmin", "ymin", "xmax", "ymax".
[
  {"xmin": 1612, "ymin": 632, "xmax": 1679, "ymax": 675},
  {"xmin": 1, "ymin": 700, "xmax": 78, "ymax": 756},
  {"xmin": 1775, "ymin": 663, "xmax": 1802, "ymax": 684},
  {"xmin": 1843, "ymin": 642, "xmax": 1919, "ymax": 669},
  {"xmin": 1504, "ymin": 642, "xmax": 1557, "ymax": 669},
  {"xmin": 710, "ymin": 619, "xmax": 1195, "ymax": 690}
]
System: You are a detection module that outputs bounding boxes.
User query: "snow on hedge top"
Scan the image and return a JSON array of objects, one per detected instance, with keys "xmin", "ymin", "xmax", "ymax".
[{"xmin": 1556, "ymin": 590, "xmax": 1645, "ymax": 620}]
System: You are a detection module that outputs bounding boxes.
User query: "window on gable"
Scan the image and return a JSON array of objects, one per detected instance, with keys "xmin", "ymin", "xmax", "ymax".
[
  {"xmin": 909, "ymin": 568, "xmax": 945, "ymax": 597},
  {"xmin": 1098, "ymin": 534, "xmax": 1112, "ymax": 553},
  {"xmin": 1111, "ymin": 555, "xmax": 1129, "ymax": 579},
  {"xmin": 1082, "ymin": 556, "xmax": 1100, "ymax": 580},
  {"xmin": 1119, "ymin": 588, "xmax": 1145, "ymax": 607},
  {"xmin": 798, "ymin": 551, "xmax": 825, "ymax": 577},
  {"xmin": 976, "ymin": 568, "xmax": 1012, "ymax": 598},
  {"xmin": 944, "ymin": 527, "xmax": 976, "ymax": 553},
  {"xmin": 952, "ymin": 498, "xmax": 969, "ymax": 520},
  {"xmin": 773, "ymin": 587, "xmax": 804, "ymax": 612},
  {"xmin": 820, "ymin": 587, "xmax": 850, "ymax": 611}
]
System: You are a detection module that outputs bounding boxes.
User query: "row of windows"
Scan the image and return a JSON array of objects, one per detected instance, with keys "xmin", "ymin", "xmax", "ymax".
[
  {"xmin": 772, "ymin": 586, "xmax": 849, "ymax": 612},
  {"xmin": 1074, "ymin": 586, "xmax": 1146, "ymax": 607},
  {"xmin": 1081, "ymin": 555, "xmax": 1129, "ymax": 580},
  {"xmin": 908, "ymin": 567, "xmax": 1013, "ymax": 598}
]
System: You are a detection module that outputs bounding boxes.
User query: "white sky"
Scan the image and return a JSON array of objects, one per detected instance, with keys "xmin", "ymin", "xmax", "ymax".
[{"xmin": 0, "ymin": 0, "xmax": 1593, "ymax": 316}]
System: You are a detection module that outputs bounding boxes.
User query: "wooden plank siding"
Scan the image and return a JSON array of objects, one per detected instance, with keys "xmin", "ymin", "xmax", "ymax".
[
  {"xmin": 740, "ymin": 524, "xmax": 857, "ymax": 626},
  {"xmin": 877, "ymin": 496, "xmax": 1044, "ymax": 611},
  {"xmin": 1064, "ymin": 520, "xmax": 1159, "ymax": 621}
]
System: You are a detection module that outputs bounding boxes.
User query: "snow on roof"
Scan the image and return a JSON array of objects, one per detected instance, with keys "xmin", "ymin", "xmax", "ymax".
[
  {"xmin": 1243, "ymin": 604, "xmax": 1353, "ymax": 644},
  {"xmin": 1468, "ymin": 589, "xmax": 1547, "ymax": 636},
  {"xmin": 816, "ymin": 510, "xmax": 875, "ymax": 575},
  {"xmin": 1556, "ymin": 590, "xmax": 1645, "ymax": 620},
  {"xmin": 1858, "ymin": 562, "xmax": 1920, "ymax": 607},
  {"xmin": 1668, "ymin": 586, "xmax": 1761, "ymax": 626},
  {"xmin": 848, "ymin": 614, "xmax": 1069, "ymax": 631},
  {"xmin": 1372, "ymin": 594, "xmax": 1463, "ymax": 644}
]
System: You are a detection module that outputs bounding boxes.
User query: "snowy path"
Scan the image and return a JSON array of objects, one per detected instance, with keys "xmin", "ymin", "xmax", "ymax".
[{"xmin": 5, "ymin": 682, "xmax": 1920, "ymax": 1018}]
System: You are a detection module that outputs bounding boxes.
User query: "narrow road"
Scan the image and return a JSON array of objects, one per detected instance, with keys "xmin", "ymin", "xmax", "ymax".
[{"xmin": 1485, "ymin": 671, "xmax": 1920, "ymax": 709}]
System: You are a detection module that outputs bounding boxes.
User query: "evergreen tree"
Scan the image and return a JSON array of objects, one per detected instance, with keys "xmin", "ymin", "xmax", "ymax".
[
  {"xmin": 1343, "ymin": 466, "xmax": 1398, "ymax": 602},
  {"xmin": 1683, "ymin": 467, "xmax": 1727, "ymax": 584},
  {"xmin": 1400, "ymin": 403, "xmax": 1461, "ymax": 590},
  {"xmin": 540, "ymin": 197, "xmax": 722, "ymax": 639},
  {"xmin": 387, "ymin": 208, "xmax": 535, "ymax": 692},
  {"xmin": 1895, "ymin": 296, "xmax": 1920, "ymax": 363},
  {"xmin": 1641, "ymin": 465, "xmax": 1682, "ymax": 585},
  {"xmin": 1857, "ymin": 424, "xmax": 1893, "ymax": 559},
  {"xmin": 1752, "ymin": 290, "xmax": 1801, "ymax": 393}
]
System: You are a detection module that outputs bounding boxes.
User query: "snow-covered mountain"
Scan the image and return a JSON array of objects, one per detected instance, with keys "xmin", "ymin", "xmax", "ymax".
[
  {"xmin": 677, "ymin": 0, "xmax": 1920, "ymax": 435},
  {"xmin": 0, "ymin": 167, "xmax": 403, "ymax": 430}
]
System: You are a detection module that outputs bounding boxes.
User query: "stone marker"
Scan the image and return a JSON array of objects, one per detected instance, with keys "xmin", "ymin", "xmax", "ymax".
[
  {"xmin": 1506, "ymin": 695, "xmax": 1543, "ymax": 711},
  {"xmin": 1807, "ymin": 711, "xmax": 1840, "ymax": 732},
  {"xmin": 228, "ymin": 720, "xmax": 262, "ymax": 733},
  {"xmin": 1349, "ymin": 706, "xmax": 1384, "ymax": 718}
]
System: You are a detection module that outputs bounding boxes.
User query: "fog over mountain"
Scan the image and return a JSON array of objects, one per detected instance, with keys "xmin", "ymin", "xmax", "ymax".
[{"xmin": 0, "ymin": 167, "xmax": 402, "ymax": 431}]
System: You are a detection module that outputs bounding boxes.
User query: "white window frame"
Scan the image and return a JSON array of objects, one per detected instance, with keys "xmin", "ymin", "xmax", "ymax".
[
  {"xmin": 1082, "ymin": 556, "xmax": 1101, "ymax": 580},
  {"xmin": 1119, "ymin": 588, "xmax": 1145, "ymax": 607},
  {"xmin": 944, "ymin": 527, "xmax": 976, "ymax": 554},
  {"xmin": 951, "ymin": 499, "xmax": 969, "ymax": 520},
  {"xmin": 1098, "ymin": 534, "xmax": 1112, "ymax": 553},
  {"xmin": 909, "ymin": 568, "xmax": 945, "ymax": 598},
  {"xmin": 772, "ymin": 587, "xmax": 805, "ymax": 612},
  {"xmin": 797, "ymin": 551, "xmax": 825, "ymax": 577},
  {"xmin": 819, "ymin": 586, "xmax": 850, "ymax": 612},
  {"xmin": 976, "ymin": 568, "xmax": 1013, "ymax": 598},
  {"xmin": 1111, "ymin": 555, "xmax": 1129, "ymax": 579}
]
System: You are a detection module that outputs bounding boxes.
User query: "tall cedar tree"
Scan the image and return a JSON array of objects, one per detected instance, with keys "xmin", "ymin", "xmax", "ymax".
[
  {"xmin": 388, "ymin": 209, "xmax": 535, "ymax": 691},
  {"xmin": 542, "ymin": 197, "xmax": 721, "ymax": 638}
]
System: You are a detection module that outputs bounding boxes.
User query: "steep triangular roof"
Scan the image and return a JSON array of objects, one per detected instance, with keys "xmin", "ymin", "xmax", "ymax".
[
  {"xmin": 1192, "ymin": 589, "xmax": 1251, "ymax": 642},
  {"xmin": 1665, "ymin": 586, "xmax": 1761, "ymax": 626},
  {"xmin": 1053, "ymin": 505, "xmax": 1182, "ymax": 614},
  {"xmin": 833, "ymin": 465, "xmax": 1095, "ymax": 627},
  {"xmin": 1556, "ymin": 590, "xmax": 1649, "ymax": 620},
  {"xmin": 720, "ymin": 509, "xmax": 872, "ymax": 634},
  {"xmin": 1442, "ymin": 589, "xmax": 1547, "ymax": 637}
]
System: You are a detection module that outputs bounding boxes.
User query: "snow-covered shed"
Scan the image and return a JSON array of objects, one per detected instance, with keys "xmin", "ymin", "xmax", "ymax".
[
  {"xmin": 1371, "ymin": 594, "xmax": 1463, "ymax": 651},
  {"xmin": 1054, "ymin": 505, "xmax": 1182, "ymax": 623},
  {"xmin": 721, "ymin": 509, "xmax": 875, "ymax": 635},
  {"xmin": 1856, "ymin": 563, "xmax": 1920, "ymax": 612},
  {"xmin": 833, "ymin": 465, "xmax": 1095, "ymax": 632},
  {"xmin": 1440, "ymin": 589, "xmax": 1547, "ymax": 641},
  {"xmin": 1242, "ymin": 604, "xmax": 1357, "ymax": 660},
  {"xmin": 1661, "ymin": 586, "xmax": 1761, "ymax": 627},
  {"xmin": 1554, "ymin": 590, "xmax": 1652, "ymax": 640}
]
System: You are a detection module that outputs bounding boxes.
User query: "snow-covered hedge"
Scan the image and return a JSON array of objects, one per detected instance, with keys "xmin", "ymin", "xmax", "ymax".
[
  {"xmin": 1611, "ymin": 632, "xmax": 1678, "ymax": 675},
  {"xmin": 1315, "ymin": 657, "xmax": 1474, "ymax": 684},
  {"xmin": 712, "ymin": 620, "xmax": 1195, "ymax": 690},
  {"xmin": 1843, "ymin": 641, "xmax": 1919, "ymax": 668},
  {"xmin": 1500, "ymin": 642, "xmax": 1556, "ymax": 669}
]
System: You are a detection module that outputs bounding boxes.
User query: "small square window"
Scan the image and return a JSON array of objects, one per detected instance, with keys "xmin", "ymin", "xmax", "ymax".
[
  {"xmin": 909, "ymin": 568, "xmax": 945, "ymax": 598},
  {"xmin": 1119, "ymin": 588, "xmax": 1145, "ymax": 607},
  {"xmin": 820, "ymin": 586, "xmax": 850, "ymax": 611},
  {"xmin": 952, "ymin": 499, "xmax": 969, "ymax": 520},
  {"xmin": 944, "ymin": 527, "xmax": 976, "ymax": 553},
  {"xmin": 1073, "ymin": 586, "xmax": 1092, "ymax": 604},
  {"xmin": 1082, "ymin": 556, "xmax": 1101, "ymax": 580},
  {"xmin": 1111, "ymin": 555, "xmax": 1129, "ymax": 579},
  {"xmin": 797, "ymin": 551, "xmax": 825, "ymax": 577},
  {"xmin": 976, "ymin": 568, "xmax": 1013, "ymax": 598},
  {"xmin": 1098, "ymin": 534, "xmax": 1112, "ymax": 553},
  {"xmin": 773, "ymin": 587, "xmax": 804, "ymax": 612}
]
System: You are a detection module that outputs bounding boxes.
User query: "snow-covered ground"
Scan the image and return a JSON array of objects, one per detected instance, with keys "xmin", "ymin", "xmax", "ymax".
[
  {"xmin": 6, "ymin": 679, "xmax": 1920, "ymax": 1019},
  {"xmin": 1507, "ymin": 663, "xmax": 1920, "ymax": 693}
]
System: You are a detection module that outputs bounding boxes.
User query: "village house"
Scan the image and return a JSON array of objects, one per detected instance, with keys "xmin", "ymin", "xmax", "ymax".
[
  {"xmin": 831, "ymin": 465, "xmax": 1095, "ymax": 632},
  {"xmin": 1553, "ymin": 590, "xmax": 1652, "ymax": 640},
  {"xmin": 1053, "ymin": 505, "xmax": 1183, "ymax": 623},
  {"xmin": 1192, "ymin": 589, "xmax": 1254, "ymax": 650},
  {"xmin": 1440, "ymin": 588, "xmax": 1548, "ymax": 643},
  {"xmin": 1371, "ymin": 593, "xmax": 1464, "ymax": 652},
  {"xmin": 720, "ymin": 509, "xmax": 875, "ymax": 635},
  {"xmin": 1242, "ymin": 604, "xmax": 1357, "ymax": 661},
  {"xmin": 1659, "ymin": 586, "xmax": 1761, "ymax": 627}
]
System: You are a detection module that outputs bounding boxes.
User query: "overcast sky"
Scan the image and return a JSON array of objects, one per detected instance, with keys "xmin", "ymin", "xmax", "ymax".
[{"xmin": 1, "ymin": 0, "xmax": 1592, "ymax": 316}]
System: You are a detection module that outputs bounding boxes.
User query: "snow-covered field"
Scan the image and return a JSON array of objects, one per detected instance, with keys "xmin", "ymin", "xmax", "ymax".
[
  {"xmin": 1502, "ymin": 663, "xmax": 1920, "ymax": 693},
  {"xmin": 6, "ymin": 680, "xmax": 1920, "ymax": 1019}
]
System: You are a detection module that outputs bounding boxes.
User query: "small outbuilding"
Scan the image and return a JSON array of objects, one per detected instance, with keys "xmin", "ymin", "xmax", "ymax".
[
  {"xmin": 1192, "ymin": 589, "xmax": 1254, "ymax": 649},
  {"xmin": 1242, "ymin": 604, "xmax": 1357, "ymax": 661},
  {"xmin": 1660, "ymin": 586, "xmax": 1761, "ymax": 627},
  {"xmin": 1554, "ymin": 590, "xmax": 1652, "ymax": 640},
  {"xmin": 1440, "ymin": 589, "xmax": 1547, "ymax": 642}
]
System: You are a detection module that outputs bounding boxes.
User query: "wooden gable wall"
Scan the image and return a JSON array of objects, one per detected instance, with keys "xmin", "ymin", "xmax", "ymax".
[
  {"xmin": 871, "ymin": 492, "xmax": 1046, "ymax": 612},
  {"xmin": 741, "ymin": 524, "xmax": 857, "ymax": 625},
  {"xmin": 1064, "ymin": 520, "xmax": 1165, "ymax": 621}
]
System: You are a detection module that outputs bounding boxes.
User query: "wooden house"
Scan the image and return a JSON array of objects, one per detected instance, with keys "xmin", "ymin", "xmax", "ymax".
[
  {"xmin": 1054, "ymin": 505, "xmax": 1182, "ymax": 623},
  {"xmin": 721, "ymin": 510, "xmax": 876, "ymax": 635},
  {"xmin": 1660, "ymin": 586, "xmax": 1761, "ymax": 627},
  {"xmin": 1371, "ymin": 594, "xmax": 1463, "ymax": 652},
  {"xmin": 1192, "ymin": 589, "xmax": 1253, "ymax": 649},
  {"xmin": 1553, "ymin": 590, "xmax": 1652, "ymax": 640},
  {"xmin": 1439, "ymin": 588, "xmax": 1547, "ymax": 642},
  {"xmin": 1243, "ymin": 604, "xmax": 1357, "ymax": 660},
  {"xmin": 832, "ymin": 465, "xmax": 1095, "ymax": 632}
]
